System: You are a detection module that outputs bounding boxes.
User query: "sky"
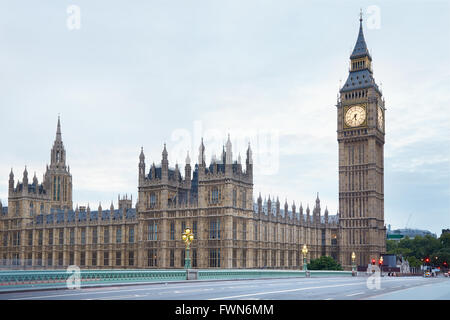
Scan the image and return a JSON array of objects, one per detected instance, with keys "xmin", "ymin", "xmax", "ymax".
[{"xmin": 0, "ymin": 1, "xmax": 449, "ymax": 236}]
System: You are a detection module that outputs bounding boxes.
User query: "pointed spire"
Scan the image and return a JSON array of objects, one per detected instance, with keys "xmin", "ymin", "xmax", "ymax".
[
  {"xmin": 139, "ymin": 146, "xmax": 145, "ymax": 162},
  {"xmin": 33, "ymin": 172, "xmax": 38, "ymax": 185},
  {"xmin": 185, "ymin": 151, "xmax": 191, "ymax": 165},
  {"xmin": 351, "ymin": 11, "xmax": 370, "ymax": 59},
  {"xmin": 56, "ymin": 115, "xmax": 62, "ymax": 141},
  {"xmin": 23, "ymin": 166, "xmax": 28, "ymax": 182},
  {"xmin": 9, "ymin": 168, "xmax": 13, "ymax": 179},
  {"xmin": 162, "ymin": 143, "xmax": 168, "ymax": 160},
  {"xmin": 198, "ymin": 138, "xmax": 205, "ymax": 166},
  {"xmin": 226, "ymin": 134, "xmax": 232, "ymax": 164},
  {"xmin": 246, "ymin": 142, "xmax": 253, "ymax": 164}
]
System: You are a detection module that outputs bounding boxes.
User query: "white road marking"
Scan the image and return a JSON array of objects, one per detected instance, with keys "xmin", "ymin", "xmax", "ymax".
[
  {"xmin": 346, "ymin": 291, "xmax": 364, "ymax": 297},
  {"xmin": 209, "ymin": 282, "xmax": 364, "ymax": 300}
]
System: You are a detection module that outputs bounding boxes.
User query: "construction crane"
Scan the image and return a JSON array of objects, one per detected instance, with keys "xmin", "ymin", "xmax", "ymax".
[{"xmin": 405, "ymin": 213, "xmax": 413, "ymax": 230}]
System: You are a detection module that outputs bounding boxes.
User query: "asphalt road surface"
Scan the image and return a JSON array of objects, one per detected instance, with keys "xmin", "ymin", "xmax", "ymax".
[{"xmin": 1, "ymin": 276, "xmax": 449, "ymax": 300}]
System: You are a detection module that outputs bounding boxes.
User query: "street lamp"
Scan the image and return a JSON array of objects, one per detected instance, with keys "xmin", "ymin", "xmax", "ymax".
[
  {"xmin": 302, "ymin": 244, "xmax": 308, "ymax": 271},
  {"xmin": 379, "ymin": 256, "xmax": 384, "ymax": 276},
  {"xmin": 182, "ymin": 227, "xmax": 194, "ymax": 269},
  {"xmin": 351, "ymin": 252, "xmax": 356, "ymax": 275}
]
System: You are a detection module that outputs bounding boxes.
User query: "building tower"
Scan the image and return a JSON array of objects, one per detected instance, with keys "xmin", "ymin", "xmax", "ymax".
[
  {"xmin": 44, "ymin": 116, "xmax": 73, "ymax": 209},
  {"xmin": 337, "ymin": 14, "xmax": 386, "ymax": 269}
]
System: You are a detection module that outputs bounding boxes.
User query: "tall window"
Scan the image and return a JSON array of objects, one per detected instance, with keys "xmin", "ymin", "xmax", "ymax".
[
  {"xmin": 242, "ymin": 190, "xmax": 246, "ymax": 208},
  {"xmin": 243, "ymin": 222, "xmax": 247, "ymax": 240},
  {"xmin": 181, "ymin": 250, "xmax": 185, "ymax": 268},
  {"xmin": 148, "ymin": 222, "xmax": 157, "ymax": 240},
  {"xmin": 38, "ymin": 230, "xmax": 43, "ymax": 245},
  {"xmin": 150, "ymin": 193, "xmax": 156, "ymax": 208},
  {"xmin": 209, "ymin": 219, "xmax": 220, "ymax": 239},
  {"xmin": 209, "ymin": 248, "xmax": 221, "ymax": 268},
  {"xmin": 211, "ymin": 188, "xmax": 219, "ymax": 204},
  {"xmin": 116, "ymin": 251, "xmax": 122, "ymax": 266},
  {"xmin": 69, "ymin": 252, "xmax": 74, "ymax": 265},
  {"xmin": 181, "ymin": 220, "xmax": 186, "ymax": 233},
  {"xmin": 243, "ymin": 249, "xmax": 247, "ymax": 268},
  {"xmin": 92, "ymin": 252, "xmax": 97, "ymax": 266},
  {"xmin": 232, "ymin": 189, "xmax": 237, "ymax": 207},
  {"xmin": 232, "ymin": 221, "xmax": 237, "ymax": 240},
  {"xmin": 92, "ymin": 228, "xmax": 98, "ymax": 244},
  {"xmin": 104, "ymin": 228, "xmax": 110, "ymax": 244},
  {"xmin": 116, "ymin": 227, "xmax": 122, "ymax": 243},
  {"xmin": 129, "ymin": 227, "xmax": 134, "ymax": 243},
  {"xmin": 128, "ymin": 251, "xmax": 134, "ymax": 266},
  {"xmin": 81, "ymin": 228, "xmax": 86, "ymax": 245},
  {"xmin": 28, "ymin": 231, "xmax": 33, "ymax": 246},
  {"xmin": 170, "ymin": 222, "xmax": 175, "ymax": 240},
  {"xmin": 47, "ymin": 253, "xmax": 53, "ymax": 266},
  {"xmin": 254, "ymin": 223, "xmax": 258, "ymax": 241},
  {"xmin": 169, "ymin": 249, "xmax": 175, "ymax": 267},
  {"xmin": 80, "ymin": 252, "xmax": 85, "ymax": 266},
  {"xmin": 48, "ymin": 230, "xmax": 53, "ymax": 245},
  {"xmin": 104, "ymin": 252, "xmax": 109, "ymax": 266},
  {"xmin": 14, "ymin": 232, "xmax": 20, "ymax": 246},
  {"xmin": 192, "ymin": 249, "xmax": 197, "ymax": 268},
  {"xmin": 148, "ymin": 249, "xmax": 157, "ymax": 267},
  {"xmin": 59, "ymin": 229, "xmax": 64, "ymax": 245},
  {"xmin": 69, "ymin": 228, "xmax": 75, "ymax": 245},
  {"xmin": 30, "ymin": 202, "xmax": 34, "ymax": 216},
  {"xmin": 58, "ymin": 252, "xmax": 63, "ymax": 266},
  {"xmin": 192, "ymin": 220, "xmax": 197, "ymax": 237}
]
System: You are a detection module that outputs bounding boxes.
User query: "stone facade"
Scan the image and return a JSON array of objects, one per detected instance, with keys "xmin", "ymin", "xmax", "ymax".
[
  {"xmin": 0, "ymin": 17, "xmax": 385, "ymax": 270},
  {"xmin": 336, "ymin": 16, "xmax": 386, "ymax": 269}
]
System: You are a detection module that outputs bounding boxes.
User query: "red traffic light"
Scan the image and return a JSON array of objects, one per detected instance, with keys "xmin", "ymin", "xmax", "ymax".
[
  {"xmin": 443, "ymin": 262, "xmax": 448, "ymax": 267},
  {"xmin": 425, "ymin": 258, "xmax": 430, "ymax": 263},
  {"xmin": 371, "ymin": 259, "xmax": 376, "ymax": 265},
  {"xmin": 378, "ymin": 259, "xmax": 383, "ymax": 266}
]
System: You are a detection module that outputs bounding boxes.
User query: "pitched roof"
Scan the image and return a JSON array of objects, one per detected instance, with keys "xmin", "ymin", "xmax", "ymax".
[{"xmin": 350, "ymin": 19, "xmax": 371, "ymax": 60}]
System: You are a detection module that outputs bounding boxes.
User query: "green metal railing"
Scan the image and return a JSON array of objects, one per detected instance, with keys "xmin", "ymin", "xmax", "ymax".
[{"xmin": 0, "ymin": 269, "xmax": 351, "ymax": 292}]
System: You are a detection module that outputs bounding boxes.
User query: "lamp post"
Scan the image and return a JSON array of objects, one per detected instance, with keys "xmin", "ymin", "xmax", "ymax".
[
  {"xmin": 379, "ymin": 256, "xmax": 384, "ymax": 277},
  {"xmin": 351, "ymin": 252, "xmax": 356, "ymax": 276},
  {"xmin": 302, "ymin": 244, "xmax": 308, "ymax": 271},
  {"xmin": 182, "ymin": 228, "xmax": 194, "ymax": 269}
]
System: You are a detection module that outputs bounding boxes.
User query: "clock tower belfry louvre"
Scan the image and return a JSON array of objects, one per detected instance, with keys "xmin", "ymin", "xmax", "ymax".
[{"xmin": 337, "ymin": 15, "xmax": 386, "ymax": 269}]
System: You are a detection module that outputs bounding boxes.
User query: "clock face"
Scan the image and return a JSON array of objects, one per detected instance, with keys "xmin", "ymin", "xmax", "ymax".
[
  {"xmin": 377, "ymin": 106, "xmax": 384, "ymax": 131},
  {"xmin": 345, "ymin": 105, "xmax": 366, "ymax": 127}
]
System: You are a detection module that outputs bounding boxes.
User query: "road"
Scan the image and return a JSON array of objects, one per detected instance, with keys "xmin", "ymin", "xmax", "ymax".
[{"xmin": 0, "ymin": 276, "xmax": 449, "ymax": 300}]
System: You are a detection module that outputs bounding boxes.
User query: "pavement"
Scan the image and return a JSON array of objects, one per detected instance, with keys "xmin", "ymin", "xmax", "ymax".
[{"xmin": 0, "ymin": 276, "xmax": 449, "ymax": 300}]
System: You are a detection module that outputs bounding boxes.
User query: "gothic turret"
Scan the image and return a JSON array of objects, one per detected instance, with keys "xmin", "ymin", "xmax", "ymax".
[
  {"xmin": 246, "ymin": 143, "xmax": 253, "ymax": 178},
  {"xmin": 161, "ymin": 143, "xmax": 168, "ymax": 182},
  {"xmin": 185, "ymin": 151, "xmax": 191, "ymax": 183},
  {"xmin": 45, "ymin": 116, "xmax": 73, "ymax": 210},
  {"xmin": 139, "ymin": 147, "xmax": 146, "ymax": 181},
  {"xmin": 9, "ymin": 168, "xmax": 14, "ymax": 192}
]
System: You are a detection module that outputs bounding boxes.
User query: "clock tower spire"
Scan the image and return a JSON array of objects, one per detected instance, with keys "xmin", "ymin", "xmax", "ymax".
[{"xmin": 336, "ymin": 14, "xmax": 386, "ymax": 270}]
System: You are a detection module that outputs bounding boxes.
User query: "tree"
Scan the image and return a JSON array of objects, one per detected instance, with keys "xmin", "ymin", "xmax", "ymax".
[{"xmin": 308, "ymin": 256, "xmax": 343, "ymax": 271}]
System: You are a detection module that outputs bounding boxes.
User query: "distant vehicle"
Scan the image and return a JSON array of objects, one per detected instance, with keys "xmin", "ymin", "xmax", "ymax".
[{"xmin": 424, "ymin": 272, "xmax": 431, "ymax": 277}]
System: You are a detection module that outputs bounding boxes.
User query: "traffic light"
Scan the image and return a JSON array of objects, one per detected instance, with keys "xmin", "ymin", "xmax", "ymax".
[
  {"xmin": 371, "ymin": 259, "xmax": 376, "ymax": 265},
  {"xmin": 443, "ymin": 261, "xmax": 448, "ymax": 267},
  {"xmin": 425, "ymin": 257, "xmax": 430, "ymax": 264},
  {"xmin": 379, "ymin": 259, "xmax": 382, "ymax": 266}
]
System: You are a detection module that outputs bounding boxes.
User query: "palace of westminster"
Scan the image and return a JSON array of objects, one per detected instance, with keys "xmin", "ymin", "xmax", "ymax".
[{"xmin": 0, "ymin": 17, "xmax": 386, "ymax": 270}]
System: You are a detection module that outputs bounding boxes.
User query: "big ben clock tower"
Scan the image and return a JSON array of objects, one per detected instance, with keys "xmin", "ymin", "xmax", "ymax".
[{"xmin": 337, "ymin": 14, "xmax": 386, "ymax": 269}]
